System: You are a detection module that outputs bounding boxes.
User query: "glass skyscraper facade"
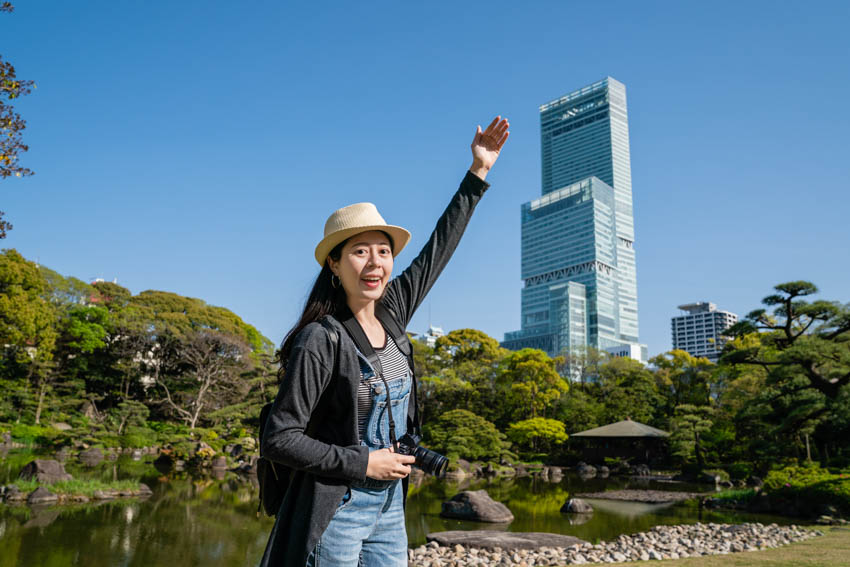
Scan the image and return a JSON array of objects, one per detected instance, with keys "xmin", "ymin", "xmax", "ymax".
[{"xmin": 503, "ymin": 77, "xmax": 640, "ymax": 357}]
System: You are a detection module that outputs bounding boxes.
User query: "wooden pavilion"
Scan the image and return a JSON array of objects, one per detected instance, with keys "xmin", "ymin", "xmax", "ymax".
[{"xmin": 570, "ymin": 418, "xmax": 670, "ymax": 465}]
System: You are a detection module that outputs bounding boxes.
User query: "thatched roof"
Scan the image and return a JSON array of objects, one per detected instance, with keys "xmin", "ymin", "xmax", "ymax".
[{"xmin": 571, "ymin": 419, "xmax": 669, "ymax": 438}]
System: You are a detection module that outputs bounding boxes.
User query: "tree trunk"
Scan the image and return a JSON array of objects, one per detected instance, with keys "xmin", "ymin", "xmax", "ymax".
[
  {"xmin": 694, "ymin": 431, "xmax": 704, "ymax": 470},
  {"xmin": 34, "ymin": 382, "xmax": 47, "ymax": 425}
]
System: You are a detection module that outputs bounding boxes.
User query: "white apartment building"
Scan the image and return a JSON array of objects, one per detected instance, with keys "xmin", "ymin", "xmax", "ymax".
[{"xmin": 671, "ymin": 302, "xmax": 738, "ymax": 362}]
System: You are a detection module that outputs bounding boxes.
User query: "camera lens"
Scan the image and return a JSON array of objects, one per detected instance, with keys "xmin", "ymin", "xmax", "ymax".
[{"xmin": 413, "ymin": 446, "xmax": 449, "ymax": 478}]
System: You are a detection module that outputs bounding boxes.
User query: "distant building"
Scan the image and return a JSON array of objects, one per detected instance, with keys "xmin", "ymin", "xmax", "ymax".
[
  {"xmin": 503, "ymin": 77, "xmax": 640, "ymax": 360},
  {"xmin": 671, "ymin": 302, "xmax": 738, "ymax": 362},
  {"xmin": 420, "ymin": 325, "xmax": 445, "ymax": 348},
  {"xmin": 605, "ymin": 343, "xmax": 648, "ymax": 364}
]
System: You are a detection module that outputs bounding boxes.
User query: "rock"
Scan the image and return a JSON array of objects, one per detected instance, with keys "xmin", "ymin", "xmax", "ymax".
[
  {"xmin": 131, "ymin": 449, "xmax": 143, "ymax": 461},
  {"xmin": 138, "ymin": 483, "xmax": 153, "ymax": 495},
  {"xmin": 427, "ymin": 531, "xmax": 587, "ymax": 550},
  {"xmin": 4, "ymin": 484, "xmax": 25, "ymax": 501},
  {"xmin": 18, "ymin": 460, "xmax": 73, "ymax": 484},
  {"xmin": 561, "ymin": 498, "xmax": 594, "ymax": 514},
  {"xmin": 441, "ymin": 490, "xmax": 515, "ymax": 523},
  {"xmin": 598, "ymin": 465, "xmax": 610, "ymax": 478},
  {"xmin": 92, "ymin": 490, "xmax": 116, "ymax": 500},
  {"xmin": 577, "ymin": 463, "xmax": 596, "ymax": 478},
  {"xmin": 78, "ymin": 447, "xmax": 104, "ymax": 467},
  {"xmin": 27, "ymin": 486, "xmax": 58, "ymax": 505},
  {"xmin": 50, "ymin": 422, "xmax": 73, "ymax": 431},
  {"xmin": 747, "ymin": 476, "xmax": 764, "ymax": 488},
  {"xmin": 54, "ymin": 447, "xmax": 71, "ymax": 461},
  {"xmin": 212, "ymin": 456, "xmax": 227, "ymax": 469},
  {"xmin": 514, "ymin": 464, "xmax": 529, "ymax": 478},
  {"xmin": 2, "ymin": 431, "xmax": 11, "ymax": 445}
]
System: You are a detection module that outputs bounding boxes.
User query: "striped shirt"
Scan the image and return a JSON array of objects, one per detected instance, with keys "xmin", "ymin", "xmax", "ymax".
[{"xmin": 357, "ymin": 334, "xmax": 410, "ymax": 439}]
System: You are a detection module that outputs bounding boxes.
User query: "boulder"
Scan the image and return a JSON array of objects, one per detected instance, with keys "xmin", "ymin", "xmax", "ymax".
[
  {"xmin": 514, "ymin": 464, "xmax": 529, "ymax": 478},
  {"xmin": 3, "ymin": 484, "xmax": 26, "ymax": 502},
  {"xmin": 78, "ymin": 447, "xmax": 104, "ymax": 467},
  {"xmin": 441, "ymin": 490, "xmax": 514, "ymax": 523},
  {"xmin": 131, "ymin": 449, "xmax": 143, "ymax": 461},
  {"xmin": 27, "ymin": 486, "xmax": 58, "ymax": 505},
  {"xmin": 748, "ymin": 476, "xmax": 764, "ymax": 488},
  {"xmin": 699, "ymin": 472, "xmax": 721, "ymax": 485},
  {"xmin": 598, "ymin": 465, "xmax": 610, "ymax": 478},
  {"xmin": 577, "ymin": 463, "xmax": 596, "ymax": 478},
  {"xmin": 138, "ymin": 483, "xmax": 153, "ymax": 496},
  {"xmin": 50, "ymin": 422, "xmax": 73, "ymax": 431},
  {"xmin": 18, "ymin": 460, "xmax": 73, "ymax": 484},
  {"xmin": 561, "ymin": 498, "xmax": 594, "ymax": 514},
  {"xmin": 54, "ymin": 447, "xmax": 71, "ymax": 462},
  {"xmin": 2, "ymin": 431, "xmax": 11, "ymax": 445},
  {"xmin": 427, "ymin": 530, "xmax": 587, "ymax": 550},
  {"xmin": 212, "ymin": 456, "xmax": 228, "ymax": 469}
]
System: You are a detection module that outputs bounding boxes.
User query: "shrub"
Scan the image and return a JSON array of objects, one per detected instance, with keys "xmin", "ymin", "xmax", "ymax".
[
  {"xmin": 424, "ymin": 409, "xmax": 510, "ymax": 462},
  {"xmin": 763, "ymin": 463, "xmax": 850, "ymax": 517}
]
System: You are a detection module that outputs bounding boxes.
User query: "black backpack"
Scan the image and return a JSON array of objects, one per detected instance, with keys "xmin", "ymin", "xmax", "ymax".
[{"xmin": 257, "ymin": 306, "xmax": 417, "ymax": 517}]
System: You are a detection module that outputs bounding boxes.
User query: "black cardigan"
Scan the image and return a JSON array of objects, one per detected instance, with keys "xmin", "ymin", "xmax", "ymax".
[{"xmin": 259, "ymin": 170, "xmax": 489, "ymax": 566}]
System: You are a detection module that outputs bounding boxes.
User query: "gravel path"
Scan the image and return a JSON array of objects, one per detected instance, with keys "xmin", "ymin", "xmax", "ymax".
[{"xmin": 410, "ymin": 523, "xmax": 821, "ymax": 565}]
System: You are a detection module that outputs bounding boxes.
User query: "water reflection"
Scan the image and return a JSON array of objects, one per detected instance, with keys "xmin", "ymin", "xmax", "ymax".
[{"xmin": 0, "ymin": 450, "xmax": 797, "ymax": 566}]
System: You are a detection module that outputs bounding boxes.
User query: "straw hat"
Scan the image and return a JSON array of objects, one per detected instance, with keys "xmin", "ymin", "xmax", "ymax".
[{"xmin": 314, "ymin": 202, "xmax": 411, "ymax": 266}]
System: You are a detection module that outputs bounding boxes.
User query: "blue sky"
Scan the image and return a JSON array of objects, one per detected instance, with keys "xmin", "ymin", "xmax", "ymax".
[{"xmin": 3, "ymin": 1, "xmax": 849, "ymax": 358}]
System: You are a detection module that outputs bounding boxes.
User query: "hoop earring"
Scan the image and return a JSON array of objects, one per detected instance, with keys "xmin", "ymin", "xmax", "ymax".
[{"xmin": 331, "ymin": 274, "xmax": 340, "ymax": 289}]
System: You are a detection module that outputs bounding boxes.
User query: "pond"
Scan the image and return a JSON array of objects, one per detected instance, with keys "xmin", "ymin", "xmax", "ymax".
[{"xmin": 0, "ymin": 450, "xmax": 794, "ymax": 566}]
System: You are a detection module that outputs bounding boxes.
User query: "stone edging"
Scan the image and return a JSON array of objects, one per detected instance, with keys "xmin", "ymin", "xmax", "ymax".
[{"xmin": 410, "ymin": 523, "xmax": 821, "ymax": 565}]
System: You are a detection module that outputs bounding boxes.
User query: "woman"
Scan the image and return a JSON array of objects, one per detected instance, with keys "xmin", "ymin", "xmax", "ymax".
[{"xmin": 260, "ymin": 116, "xmax": 509, "ymax": 566}]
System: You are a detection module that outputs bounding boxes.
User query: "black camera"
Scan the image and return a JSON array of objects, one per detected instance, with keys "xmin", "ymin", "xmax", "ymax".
[{"xmin": 396, "ymin": 433, "xmax": 448, "ymax": 477}]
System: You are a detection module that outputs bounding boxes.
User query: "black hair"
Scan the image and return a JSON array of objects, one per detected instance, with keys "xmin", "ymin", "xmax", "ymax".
[{"xmin": 276, "ymin": 230, "xmax": 394, "ymax": 380}]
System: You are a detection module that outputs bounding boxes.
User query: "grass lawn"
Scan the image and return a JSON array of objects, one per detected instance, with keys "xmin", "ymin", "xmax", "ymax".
[{"xmin": 620, "ymin": 527, "xmax": 850, "ymax": 567}]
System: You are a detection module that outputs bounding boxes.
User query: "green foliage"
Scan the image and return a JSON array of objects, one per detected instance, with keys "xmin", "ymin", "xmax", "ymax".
[
  {"xmin": 726, "ymin": 462, "xmax": 754, "ymax": 480},
  {"xmin": 499, "ymin": 348, "xmax": 568, "ymax": 420},
  {"xmin": 0, "ymin": 249, "xmax": 57, "ymax": 364},
  {"xmin": 763, "ymin": 463, "xmax": 850, "ymax": 516},
  {"xmin": 670, "ymin": 404, "xmax": 714, "ymax": 468},
  {"xmin": 424, "ymin": 409, "xmax": 509, "ymax": 461},
  {"xmin": 555, "ymin": 387, "xmax": 604, "ymax": 434},
  {"xmin": 9, "ymin": 478, "xmax": 141, "ymax": 497},
  {"xmin": 507, "ymin": 417, "xmax": 568, "ymax": 454}
]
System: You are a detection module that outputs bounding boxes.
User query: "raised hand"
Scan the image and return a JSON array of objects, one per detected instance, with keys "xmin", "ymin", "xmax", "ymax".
[{"xmin": 470, "ymin": 116, "xmax": 510, "ymax": 180}]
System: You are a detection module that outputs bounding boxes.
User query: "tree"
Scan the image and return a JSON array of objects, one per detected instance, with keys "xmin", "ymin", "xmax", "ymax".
[
  {"xmin": 499, "ymin": 348, "xmax": 568, "ymax": 420},
  {"xmin": 598, "ymin": 357, "xmax": 664, "ymax": 425},
  {"xmin": 670, "ymin": 404, "xmax": 714, "ymax": 469},
  {"xmin": 1, "ymin": 2, "xmax": 35, "ymax": 238},
  {"xmin": 722, "ymin": 281, "xmax": 850, "ymax": 400},
  {"xmin": 155, "ymin": 330, "xmax": 251, "ymax": 429},
  {"xmin": 507, "ymin": 417, "xmax": 568, "ymax": 454},
  {"xmin": 561, "ymin": 345, "xmax": 608, "ymax": 387},
  {"xmin": 425, "ymin": 409, "xmax": 509, "ymax": 461},
  {"xmin": 650, "ymin": 350, "xmax": 714, "ymax": 411},
  {"xmin": 555, "ymin": 387, "xmax": 604, "ymax": 434},
  {"xmin": 0, "ymin": 249, "xmax": 57, "ymax": 423}
]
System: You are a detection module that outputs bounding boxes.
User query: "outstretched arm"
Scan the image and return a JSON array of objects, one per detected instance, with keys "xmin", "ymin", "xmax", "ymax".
[
  {"xmin": 469, "ymin": 116, "xmax": 510, "ymax": 181},
  {"xmin": 382, "ymin": 116, "xmax": 510, "ymax": 327}
]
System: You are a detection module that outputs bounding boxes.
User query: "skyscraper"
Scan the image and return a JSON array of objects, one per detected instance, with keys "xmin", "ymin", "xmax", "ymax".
[{"xmin": 503, "ymin": 77, "xmax": 641, "ymax": 359}]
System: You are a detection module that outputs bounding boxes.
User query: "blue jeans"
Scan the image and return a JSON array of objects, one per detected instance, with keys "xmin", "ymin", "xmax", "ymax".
[
  {"xmin": 306, "ymin": 358, "xmax": 411, "ymax": 566},
  {"xmin": 306, "ymin": 481, "xmax": 407, "ymax": 566}
]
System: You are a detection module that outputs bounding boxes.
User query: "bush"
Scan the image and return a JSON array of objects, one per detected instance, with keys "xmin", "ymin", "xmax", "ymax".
[
  {"xmin": 9, "ymin": 423, "xmax": 59, "ymax": 446},
  {"xmin": 763, "ymin": 463, "xmax": 850, "ymax": 517},
  {"xmin": 424, "ymin": 409, "xmax": 510, "ymax": 462},
  {"xmin": 120, "ymin": 426, "xmax": 158, "ymax": 448}
]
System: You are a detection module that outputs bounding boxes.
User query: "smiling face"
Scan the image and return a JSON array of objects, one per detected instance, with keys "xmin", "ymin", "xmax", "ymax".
[{"xmin": 328, "ymin": 230, "xmax": 394, "ymax": 311}]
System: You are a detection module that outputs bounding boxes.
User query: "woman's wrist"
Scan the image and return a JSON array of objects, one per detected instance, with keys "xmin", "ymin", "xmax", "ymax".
[{"xmin": 469, "ymin": 161, "xmax": 491, "ymax": 181}]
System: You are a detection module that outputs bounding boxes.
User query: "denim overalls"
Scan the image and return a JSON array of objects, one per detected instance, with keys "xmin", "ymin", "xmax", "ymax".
[{"xmin": 306, "ymin": 349, "xmax": 411, "ymax": 567}]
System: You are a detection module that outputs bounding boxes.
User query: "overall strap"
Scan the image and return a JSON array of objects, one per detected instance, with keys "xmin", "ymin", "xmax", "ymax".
[
  {"xmin": 375, "ymin": 303, "xmax": 421, "ymax": 438},
  {"xmin": 339, "ymin": 309, "xmax": 399, "ymax": 451}
]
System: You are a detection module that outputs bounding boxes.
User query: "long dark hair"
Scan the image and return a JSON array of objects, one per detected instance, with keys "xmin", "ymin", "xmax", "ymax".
[{"xmin": 276, "ymin": 242, "xmax": 347, "ymax": 379}]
